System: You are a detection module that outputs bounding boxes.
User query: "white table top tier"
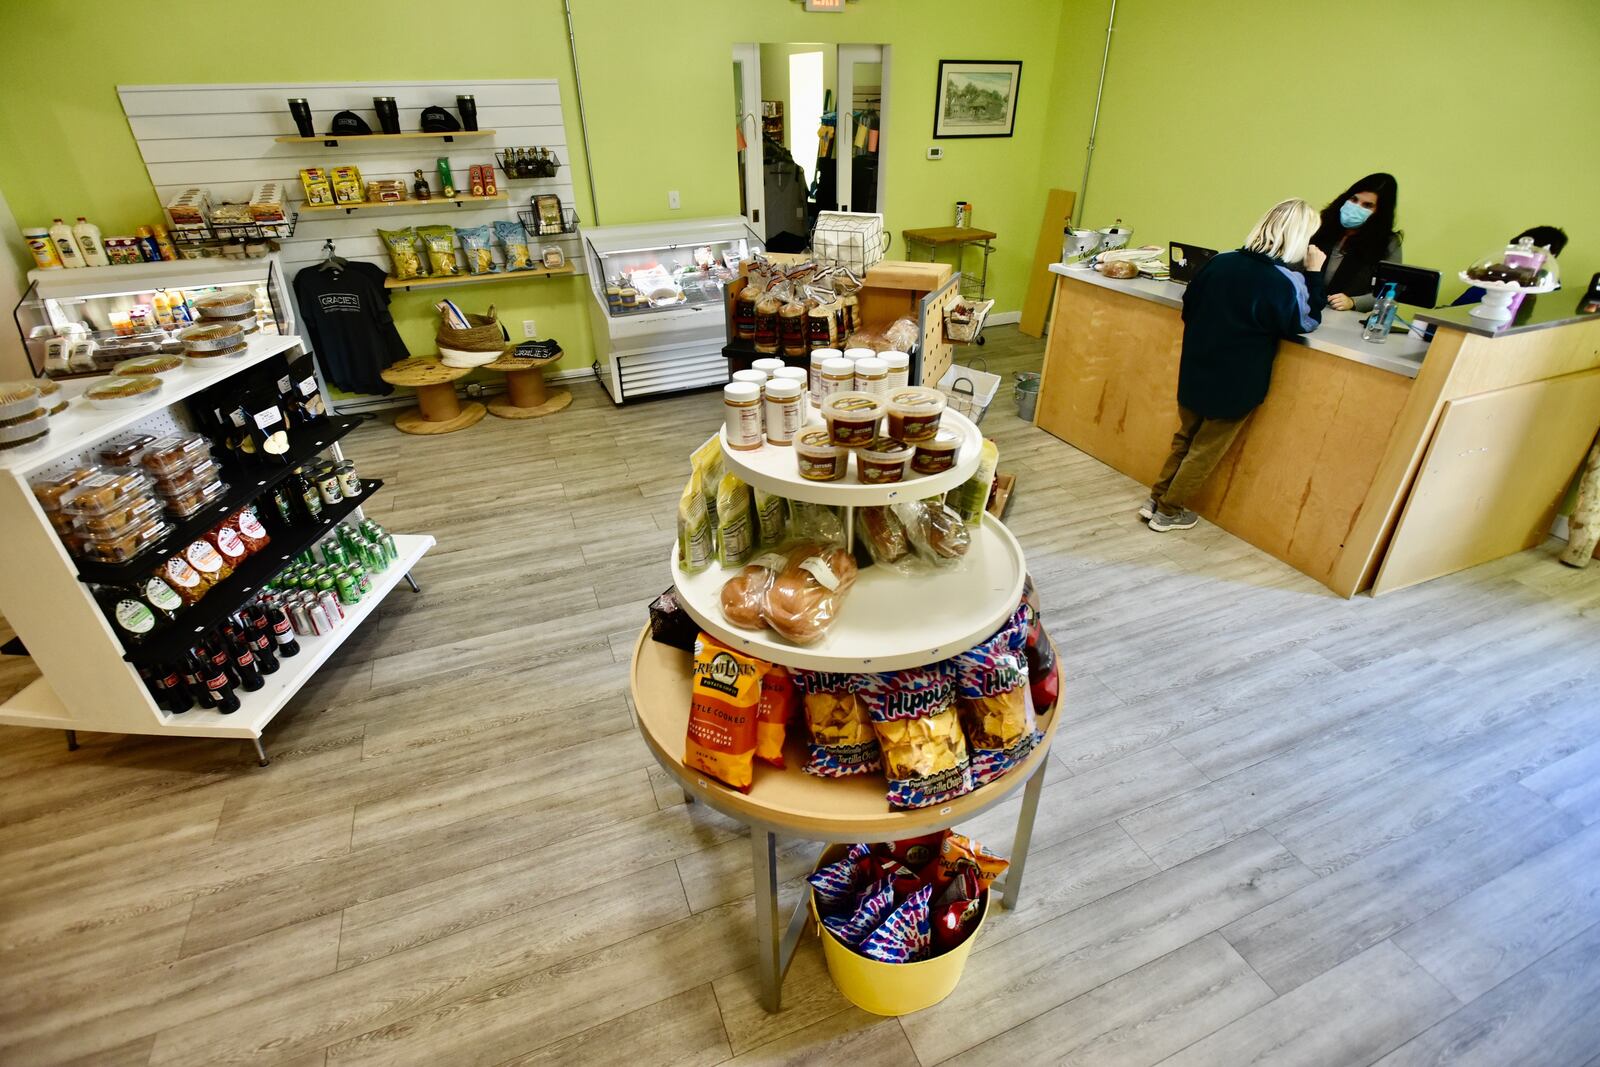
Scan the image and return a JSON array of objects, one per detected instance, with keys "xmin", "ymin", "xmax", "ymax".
[
  {"xmin": 670, "ymin": 516, "xmax": 1027, "ymax": 672},
  {"xmin": 719, "ymin": 404, "xmax": 984, "ymax": 506},
  {"xmin": 1048, "ymin": 262, "xmax": 1430, "ymax": 379}
]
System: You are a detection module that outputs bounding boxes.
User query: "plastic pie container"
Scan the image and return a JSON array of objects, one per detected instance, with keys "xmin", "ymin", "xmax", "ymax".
[{"xmin": 85, "ymin": 376, "xmax": 163, "ymax": 410}]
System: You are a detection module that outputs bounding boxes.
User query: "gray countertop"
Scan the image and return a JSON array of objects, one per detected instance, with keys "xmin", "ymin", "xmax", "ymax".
[
  {"xmin": 1049, "ymin": 262, "xmax": 1429, "ymax": 379},
  {"xmin": 1416, "ymin": 289, "xmax": 1600, "ymax": 337}
]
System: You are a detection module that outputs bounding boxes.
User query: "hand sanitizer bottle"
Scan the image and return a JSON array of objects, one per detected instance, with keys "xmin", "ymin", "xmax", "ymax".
[{"xmin": 1363, "ymin": 283, "xmax": 1399, "ymax": 344}]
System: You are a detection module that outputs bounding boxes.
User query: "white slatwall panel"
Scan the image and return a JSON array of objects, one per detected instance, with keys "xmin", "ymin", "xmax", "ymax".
[{"xmin": 116, "ymin": 80, "xmax": 583, "ymax": 284}]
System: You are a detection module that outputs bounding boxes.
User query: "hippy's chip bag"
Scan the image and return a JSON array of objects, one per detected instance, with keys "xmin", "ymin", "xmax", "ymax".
[
  {"xmin": 756, "ymin": 664, "xmax": 796, "ymax": 768},
  {"xmin": 823, "ymin": 879, "xmax": 893, "ymax": 947},
  {"xmin": 860, "ymin": 665, "xmax": 973, "ymax": 809},
  {"xmin": 858, "ymin": 883, "xmax": 933, "ymax": 963},
  {"xmin": 684, "ymin": 633, "xmax": 765, "ymax": 792},
  {"xmin": 921, "ymin": 832, "xmax": 1009, "ymax": 893},
  {"xmin": 808, "ymin": 842, "xmax": 870, "ymax": 912},
  {"xmin": 793, "ymin": 671, "xmax": 881, "ymax": 777},
  {"xmin": 379, "ymin": 227, "xmax": 427, "ymax": 280},
  {"xmin": 952, "ymin": 610, "xmax": 1039, "ymax": 786},
  {"xmin": 1021, "ymin": 574, "xmax": 1060, "ymax": 714}
]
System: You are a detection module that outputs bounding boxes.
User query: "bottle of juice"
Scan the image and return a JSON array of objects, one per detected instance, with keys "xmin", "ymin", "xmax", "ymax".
[
  {"xmin": 134, "ymin": 225, "xmax": 161, "ymax": 262},
  {"xmin": 49, "ymin": 219, "xmax": 85, "ymax": 268},
  {"xmin": 152, "ymin": 292, "xmax": 173, "ymax": 326},
  {"xmin": 72, "ymin": 217, "xmax": 110, "ymax": 266},
  {"xmin": 151, "ymin": 224, "xmax": 179, "ymax": 262}
]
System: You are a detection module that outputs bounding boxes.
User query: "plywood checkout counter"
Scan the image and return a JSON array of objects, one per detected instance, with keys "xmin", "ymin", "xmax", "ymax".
[{"xmin": 1036, "ymin": 263, "xmax": 1600, "ymax": 596}]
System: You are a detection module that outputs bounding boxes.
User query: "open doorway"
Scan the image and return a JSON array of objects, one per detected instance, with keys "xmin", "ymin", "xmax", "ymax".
[{"xmin": 733, "ymin": 43, "xmax": 889, "ymax": 248}]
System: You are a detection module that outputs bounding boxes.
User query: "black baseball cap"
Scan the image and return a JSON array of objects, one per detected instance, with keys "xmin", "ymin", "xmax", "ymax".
[
  {"xmin": 329, "ymin": 110, "xmax": 372, "ymax": 136},
  {"xmin": 420, "ymin": 106, "xmax": 461, "ymax": 132}
]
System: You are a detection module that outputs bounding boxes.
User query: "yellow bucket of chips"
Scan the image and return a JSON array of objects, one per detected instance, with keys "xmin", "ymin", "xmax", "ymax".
[{"xmin": 808, "ymin": 844, "xmax": 987, "ymax": 1016}]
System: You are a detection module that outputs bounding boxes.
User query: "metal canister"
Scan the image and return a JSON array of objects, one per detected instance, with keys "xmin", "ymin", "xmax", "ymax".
[
  {"xmin": 287, "ymin": 595, "xmax": 312, "ymax": 636},
  {"xmin": 335, "ymin": 461, "xmax": 361, "ymax": 500},
  {"xmin": 306, "ymin": 596, "xmax": 332, "ymax": 636},
  {"xmin": 322, "ymin": 541, "xmax": 349, "ymax": 569},
  {"xmin": 318, "ymin": 587, "xmax": 344, "ymax": 623},
  {"xmin": 360, "ymin": 519, "xmax": 384, "ymax": 542},
  {"xmin": 317, "ymin": 468, "xmax": 343, "ymax": 506},
  {"xmin": 350, "ymin": 561, "xmax": 372, "ymax": 596},
  {"xmin": 335, "ymin": 570, "xmax": 359, "ymax": 606}
]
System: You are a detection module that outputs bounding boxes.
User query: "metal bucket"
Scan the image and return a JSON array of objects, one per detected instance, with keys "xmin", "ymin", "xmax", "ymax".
[{"xmin": 1014, "ymin": 372, "xmax": 1040, "ymax": 422}]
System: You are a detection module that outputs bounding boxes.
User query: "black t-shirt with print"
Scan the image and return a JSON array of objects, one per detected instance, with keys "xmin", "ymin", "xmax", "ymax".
[{"xmin": 292, "ymin": 260, "xmax": 409, "ymax": 395}]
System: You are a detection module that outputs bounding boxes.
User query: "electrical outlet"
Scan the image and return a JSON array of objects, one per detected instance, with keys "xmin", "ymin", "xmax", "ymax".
[
  {"xmin": 522, "ymin": 319, "xmax": 537, "ymax": 338},
  {"xmin": 668, "ymin": 190, "xmax": 681, "ymax": 209},
  {"xmin": 926, "ymin": 147, "xmax": 944, "ymax": 160}
]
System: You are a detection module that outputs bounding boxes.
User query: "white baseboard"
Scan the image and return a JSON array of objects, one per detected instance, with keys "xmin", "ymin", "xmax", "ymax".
[
  {"xmin": 985, "ymin": 310, "xmax": 1021, "ymax": 326},
  {"xmin": 330, "ymin": 364, "xmax": 599, "ymax": 415}
]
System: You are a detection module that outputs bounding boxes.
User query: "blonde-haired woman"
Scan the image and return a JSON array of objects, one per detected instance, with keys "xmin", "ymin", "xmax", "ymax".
[{"xmin": 1144, "ymin": 198, "xmax": 1327, "ymax": 531}]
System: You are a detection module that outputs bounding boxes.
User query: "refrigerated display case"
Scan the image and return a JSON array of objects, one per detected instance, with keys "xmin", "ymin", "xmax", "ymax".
[
  {"xmin": 584, "ymin": 218, "xmax": 763, "ymax": 403},
  {"xmin": 13, "ymin": 256, "xmax": 294, "ymax": 381}
]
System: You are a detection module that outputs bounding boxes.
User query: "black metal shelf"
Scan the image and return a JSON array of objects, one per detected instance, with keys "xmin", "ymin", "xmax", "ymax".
[
  {"xmin": 121, "ymin": 479, "xmax": 382, "ymax": 664},
  {"xmin": 74, "ymin": 417, "xmax": 362, "ymax": 585}
]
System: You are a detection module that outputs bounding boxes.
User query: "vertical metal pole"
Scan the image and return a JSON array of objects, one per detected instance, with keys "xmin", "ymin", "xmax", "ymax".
[
  {"xmin": 63, "ymin": 729, "xmax": 78, "ymax": 751},
  {"xmin": 1074, "ymin": 0, "xmax": 1118, "ymax": 227},
  {"xmin": 563, "ymin": 0, "xmax": 602, "ymax": 227},
  {"xmin": 252, "ymin": 737, "xmax": 270, "ymax": 767},
  {"xmin": 1002, "ymin": 756, "xmax": 1048, "ymax": 909},
  {"xmin": 752, "ymin": 829, "xmax": 782, "ymax": 1012},
  {"xmin": 404, "ymin": 572, "xmax": 421, "ymax": 593}
]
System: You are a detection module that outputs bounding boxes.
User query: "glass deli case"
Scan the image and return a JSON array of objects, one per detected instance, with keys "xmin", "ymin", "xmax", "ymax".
[
  {"xmin": 584, "ymin": 218, "xmax": 763, "ymax": 403},
  {"xmin": 13, "ymin": 256, "xmax": 294, "ymax": 380}
]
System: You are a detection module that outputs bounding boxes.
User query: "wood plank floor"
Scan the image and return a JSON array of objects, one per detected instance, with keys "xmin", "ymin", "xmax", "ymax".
[{"xmin": 2, "ymin": 325, "xmax": 1599, "ymax": 1066}]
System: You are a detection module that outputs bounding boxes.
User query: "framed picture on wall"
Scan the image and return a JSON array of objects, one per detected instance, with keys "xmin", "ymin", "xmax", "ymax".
[{"xmin": 933, "ymin": 60, "xmax": 1023, "ymax": 138}]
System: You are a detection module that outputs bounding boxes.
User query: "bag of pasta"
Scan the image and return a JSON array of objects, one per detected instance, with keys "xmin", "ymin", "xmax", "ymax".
[
  {"xmin": 860, "ymin": 664, "xmax": 974, "ymax": 809},
  {"xmin": 685, "ymin": 633, "xmax": 766, "ymax": 792},
  {"xmin": 455, "ymin": 225, "xmax": 496, "ymax": 275},
  {"xmin": 793, "ymin": 670, "xmax": 881, "ymax": 777},
  {"xmin": 416, "ymin": 225, "xmax": 458, "ymax": 277},
  {"xmin": 494, "ymin": 219, "xmax": 533, "ymax": 271},
  {"xmin": 380, "ymin": 226, "xmax": 427, "ymax": 280},
  {"xmin": 951, "ymin": 608, "xmax": 1039, "ymax": 785}
]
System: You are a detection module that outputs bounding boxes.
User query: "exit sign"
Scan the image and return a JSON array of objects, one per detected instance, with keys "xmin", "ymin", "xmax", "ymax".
[{"xmin": 805, "ymin": 0, "xmax": 845, "ymax": 10}]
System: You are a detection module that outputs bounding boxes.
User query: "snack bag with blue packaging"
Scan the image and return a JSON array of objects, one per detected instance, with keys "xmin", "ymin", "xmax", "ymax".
[{"xmin": 860, "ymin": 664, "xmax": 974, "ymax": 809}]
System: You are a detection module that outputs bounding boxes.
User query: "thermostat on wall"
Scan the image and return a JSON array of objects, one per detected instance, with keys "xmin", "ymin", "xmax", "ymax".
[{"xmin": 926, "ymin": 147, "xmax": 944, "ymax": 160}]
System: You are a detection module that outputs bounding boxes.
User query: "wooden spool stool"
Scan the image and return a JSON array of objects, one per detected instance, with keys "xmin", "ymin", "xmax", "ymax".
[
  {"xmin": 481, "ymin": 352, "xmax": 572, "ymax": 419},
  {"xmin": 380, "ymin": 356, "xmax": 487, "ymax": 435}
]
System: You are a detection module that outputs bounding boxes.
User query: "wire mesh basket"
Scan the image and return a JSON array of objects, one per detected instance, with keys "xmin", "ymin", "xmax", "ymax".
[
  {"xmin": 944, "ymin": 294, "xmax": 995, "ymax": 344},
  {"xmin": 938, "ymin": 360, "xmax": 1001, "ymax": 425},
  {"xmin": 811, "ymin": 211, "xmax": 889, "ymax": 273},
  {"xmin": 168, "ymin": 213, "xmax": 298, "ymax": 246},
  {"xmin": 517, "ymin": 204, "xmax": 580, "ymax": 238}
]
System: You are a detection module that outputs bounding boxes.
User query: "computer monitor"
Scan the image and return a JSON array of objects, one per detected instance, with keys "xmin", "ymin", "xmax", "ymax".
[
  {"xmin": 1373, "ymin": 261, "xmax": 1440, "ymax": 308},
  {"xmin": 1169, "ymin": 242, "xmax": 1217, "ymax": 284}
]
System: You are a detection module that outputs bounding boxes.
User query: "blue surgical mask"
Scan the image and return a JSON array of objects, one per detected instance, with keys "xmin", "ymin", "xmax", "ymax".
[{"xmin": 1340, "ymin": 201, "xmax": 1374, "ymax": 228}]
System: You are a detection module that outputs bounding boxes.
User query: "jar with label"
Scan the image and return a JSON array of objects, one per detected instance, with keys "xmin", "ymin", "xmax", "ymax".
[
  {"xmin": 334, "ymin": 461, "xmax": 361, "ymax": 499},
  {"xmin": 819, "ymin": 357, "xmax": 855, "ymax": 403},
  {"xmin": 854, "ymin": 357, "xmax": 888, "ymax": 396},
  {"xmin": 317, "ymin": 467, "xmax": 343, "ymax": 506},
  {"xmin": 809, "ymin": 348, "xmax": 841, "ymax": 395},
  {"xmin": 882, "ymin": 351, "xmax": 911, "ymax": 390},
  {"xmin": 723, "ymin": 382, "xmax": 763, "ymax": 451},
  {"xmin": 751, "ymin": 357, "xmax": 786, "ymax": 377},
  {"xmin": 772, "ymin": 366, "xmax": 810, "ymax": 412},
  {"xmin": 764, "ymin": 379, "xmax": 803, "ymax": 446}
]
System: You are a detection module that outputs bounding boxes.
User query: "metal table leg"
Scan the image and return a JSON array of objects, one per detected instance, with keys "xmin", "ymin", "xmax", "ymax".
[
  {"xmin": 753, "ymin": 829, "xmax": 782, "ymax": 1012},
  {"xmin": 1001, "ymin": 754, "xmax": 1048, "ymax": 910}
]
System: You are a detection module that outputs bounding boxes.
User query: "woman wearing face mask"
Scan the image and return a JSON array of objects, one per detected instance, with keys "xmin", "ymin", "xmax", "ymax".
[{"xmin": 1309, "ymin": 172, "xmax": 1402, "ymax": 312}]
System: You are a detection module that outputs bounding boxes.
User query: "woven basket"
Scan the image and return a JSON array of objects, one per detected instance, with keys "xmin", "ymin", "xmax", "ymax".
[{"xmin": 436, "ymin": 305, "xmax": 508, "ymax": 354}]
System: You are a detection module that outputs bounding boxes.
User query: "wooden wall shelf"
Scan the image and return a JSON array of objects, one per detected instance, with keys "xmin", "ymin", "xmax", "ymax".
[
  {"xmin": 383, "ymin": 261, "xmax": 575, "ymax": 291},
  {"xmin": 299, "ymin": 192, "xmax": 507, "ymax": 214},
  {"xmin": 273, "ymin": 130, "xmax": 495, "ymax": 147}
]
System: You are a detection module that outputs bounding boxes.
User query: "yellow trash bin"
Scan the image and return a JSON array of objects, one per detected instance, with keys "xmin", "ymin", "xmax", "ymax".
[{"xmin": 810, "ymin": 844, "xmax": 989, "ymax": 1016}]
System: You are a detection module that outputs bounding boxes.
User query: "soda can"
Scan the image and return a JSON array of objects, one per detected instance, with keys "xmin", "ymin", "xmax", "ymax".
[
  {"xmin": 287, "ymin": 596, "xmax": 313, "ymax": 636},
  {"xmin": 361, "ymin": 540, "xmax": 383, "ymax": 572},
  {"xmin": 306, "ymin": 598, "xmax": 333, "ymax": 636},
  {"xmin": 318, "ymin": 587, "xmax": 345, "ymax": 623},
  {"xmin": 360, "ymin": 519, "xmax": 383, "ymax": 542},
  {"xmin": 323, "ymin": 542, "xmax": 349, "ymax": 570},
  {"xmin": 335, "ymin": 571, "xmax": 359, "ymax": 606},
  {"xmin": 381, "ymin": 533, "xmax": 398, "ymax": 565},
  {"xmin": 351, "ymin": 561, "xmax": 372, "ymax": 596}
]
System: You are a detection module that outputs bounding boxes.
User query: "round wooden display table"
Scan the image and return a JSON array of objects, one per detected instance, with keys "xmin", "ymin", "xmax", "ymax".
[
  {"xmin": 630, "ymin": 628, "xmax": 1059, "ymax": 1013},
  {"xmin": 380, "ymin": 357, "xmax": 486, "ymax": 435},
  {"xmin": 481, "ymin": 352, "xmax": 572, "ymax": 419}
]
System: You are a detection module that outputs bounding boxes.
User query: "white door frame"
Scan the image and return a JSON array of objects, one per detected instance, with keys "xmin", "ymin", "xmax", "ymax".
[
  {"xmin": 733, "ymin": 44, "xmax": 764, "ymax": 232},
  {"xmin": 834, "ymin": 43, "xmax": 889, "ymax": 214}
]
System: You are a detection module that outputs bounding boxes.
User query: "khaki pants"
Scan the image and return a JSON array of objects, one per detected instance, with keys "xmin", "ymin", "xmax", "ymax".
[{"xmin": 1152, "ymin": 405, "xmax": 1248, "ymax": 515}]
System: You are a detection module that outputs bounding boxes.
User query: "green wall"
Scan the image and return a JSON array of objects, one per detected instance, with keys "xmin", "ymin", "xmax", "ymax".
[{"xmin": 1053, "ymin": 0, "xmax": 1600, "ymax": 301}]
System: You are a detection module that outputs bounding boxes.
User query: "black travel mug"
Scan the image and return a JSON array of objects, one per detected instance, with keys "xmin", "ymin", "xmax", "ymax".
[
  {"xmin": 373, "ymin": 96, "xmax": 400, "ymax": 135},
  {"xmin": 287, "ymin": 98, "xmax": 315, "ymax": 138},
  {"xmin": 456, "ymin": 94, "xmax": 478, "ymax": 131}
]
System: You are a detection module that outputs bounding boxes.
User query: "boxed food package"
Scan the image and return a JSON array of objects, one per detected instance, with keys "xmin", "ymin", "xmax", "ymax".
[
  {"xmin": 366, "ymin": 180, "xmax": 406, "ymax": 203},
  {"xmin": 164, "ymin": 187, "xmax": 212, "ymax": 226},
  {"xmin": 211, "ymin": 200, "xmax": 253, "ymax": 226},
  {"xmin": 248, "ymin": 182, "xmax": 287, "ymax": 223},
  {"xmin": 300, "ymin": 168, "xmax": 333, "ymax": 207},
  {"xmin": 330, "ymin": 166, "xmax": 363, "ymax": 205}
]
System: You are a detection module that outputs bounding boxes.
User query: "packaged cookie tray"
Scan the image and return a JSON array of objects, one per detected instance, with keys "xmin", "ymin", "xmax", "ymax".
[{"xmin": 119, "ymin": 478, "xmax": 384, "ymax": 663}]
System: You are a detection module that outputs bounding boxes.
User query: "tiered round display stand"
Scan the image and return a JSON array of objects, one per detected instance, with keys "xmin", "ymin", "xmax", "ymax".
[
  {"xmin": 629, "ymin": 407, "xmax": 1057, "ymax": 1013},
  {"xmin": 380, "ymin": 356, "xmax": 487, "ymax": 435}
]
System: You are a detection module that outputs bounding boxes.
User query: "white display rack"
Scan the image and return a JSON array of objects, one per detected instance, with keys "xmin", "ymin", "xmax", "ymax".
[{"xmin": 0, "ymin": 331, "xmax": 433, "ymax": 766}]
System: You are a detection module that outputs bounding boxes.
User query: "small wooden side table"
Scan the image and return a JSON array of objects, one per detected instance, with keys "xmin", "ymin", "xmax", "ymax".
[
  {"xmin": 380, "ymin": 356, "xmax": 486, "ymax": 435},
  {"xmin": 481, "ymin": 352, "xmax": 572, "ymax": 419}
]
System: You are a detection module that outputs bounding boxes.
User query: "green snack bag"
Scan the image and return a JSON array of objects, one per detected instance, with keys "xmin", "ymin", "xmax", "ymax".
[
  {"xmin": 716, "ymin": 473, "xmax": 755, "ymax": 567},
  {"xmin": 691, "ymin": 435, "xmax": 724, "ymax": 536},
  {"xmin": 949, "ymin": 438, "xmax": 999, "ymax": 525},
  {"xmin": 417, "ymin": 224, "xmax": 458, "ymax": 276},
  {"xmin": 677, "ymin": 468, "xmax": 712, "ymax": 573},
  {"xmin": 379, "ymin": 227, "xmax": 427, "ymax": 280},
  {"xmin": 754, "ymin": 487, "xmax": 788, "ymax": 548}
]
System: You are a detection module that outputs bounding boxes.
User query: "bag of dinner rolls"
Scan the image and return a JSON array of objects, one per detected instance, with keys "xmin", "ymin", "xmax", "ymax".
[{"xmin": 685, "ymin": 633, "xmax": 766, "ymax": 792}]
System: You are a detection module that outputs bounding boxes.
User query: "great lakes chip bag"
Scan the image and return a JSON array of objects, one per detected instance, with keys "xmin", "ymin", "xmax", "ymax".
[
  {"xmin": 860, "ymin": 665, "xmax": 974, "ymax": 809},
  {"xmin": 684, "ymin": 633, "xmax": 765, "ymax": 792},
  {"xmin": 793, "ymin": 670, "xmax": 881, "ymax": 778}
]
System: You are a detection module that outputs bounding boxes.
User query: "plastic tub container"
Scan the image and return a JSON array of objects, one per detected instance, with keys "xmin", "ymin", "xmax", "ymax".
[
  {"xmin": 60, "ymin": 469, "xmax": 155, "ymax": 518},
  {"xmin": 885, "ymin": 387, "xmax": 947, "ymax": 443},
  {"xmin": 85, "ymin": 376, "xmax": 163, "ymax": 410},
  {"xmin": 79, "ymin": 518, "xmax": 172, "ymax": 563},
  {"xmin": 138, "ymin": 433, "xmax": 213, "ymax": 477},
  {"xmin": 795, "ymin": 425, "xmax": 847, "ymax": 481},
  {"xmin": 821, "ymin": 391, "xmax": 884, "ymax": 447},
  {"xmin": 809, "ymin": 845, "xmax": 988, "ymax": 1016},
  {"xmin": 0, "ymin": 382, "xmax": 43, "ymax": 422},
  {"xmin": 857, "ymin": 437, "xmax": 912, "ymax": 484},
  {"xmin": 159, "ymin": 478, "xmax": 227, "ymax": 519},
  {"xmin": 911, "ymin": 430, "xmax": 962, "ymax": 475}
]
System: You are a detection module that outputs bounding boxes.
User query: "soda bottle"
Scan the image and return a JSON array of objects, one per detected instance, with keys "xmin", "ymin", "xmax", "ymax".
[
  {"xmin": 243, "ymin": 605, "xmax": 280, "ymax": 674},
  {"xmin": 158, "ymin": 661, "xmax": 193, "ymax": 713},
  {"xmin": 264, "ymin": 594, "xmax": 301, "ymax": 657},
  {"xmin": 205, "ymin": 634, "xmax": 239, "ymax": 688},
  {"xmin": 191, "ymin": 647, "xmax": 240, "ymax": 714},
  {"xmin": 223, "ymin": 623, "xmax": 265, "ymax": 692}
]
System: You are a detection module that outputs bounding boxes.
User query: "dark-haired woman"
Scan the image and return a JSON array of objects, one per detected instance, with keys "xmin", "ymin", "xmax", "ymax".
[{"xmin": 1310, "ymin": 172, "xmax": 1402, "ymax": 312}]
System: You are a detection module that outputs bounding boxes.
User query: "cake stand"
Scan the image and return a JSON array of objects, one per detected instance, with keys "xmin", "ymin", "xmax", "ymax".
[{"xmin": 1460, "ymin": 271, "xmax": 1557, "ymax": 323}]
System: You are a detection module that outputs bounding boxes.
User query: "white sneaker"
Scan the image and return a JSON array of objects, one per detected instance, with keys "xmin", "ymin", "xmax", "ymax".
[
  {"xmin": 1138, "ymin": 496, "xmax": 1157, "ymax": 520},
  {"xmin": 1148, "ymin": 507, "xmax": 1199, "ymax": 532}
]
